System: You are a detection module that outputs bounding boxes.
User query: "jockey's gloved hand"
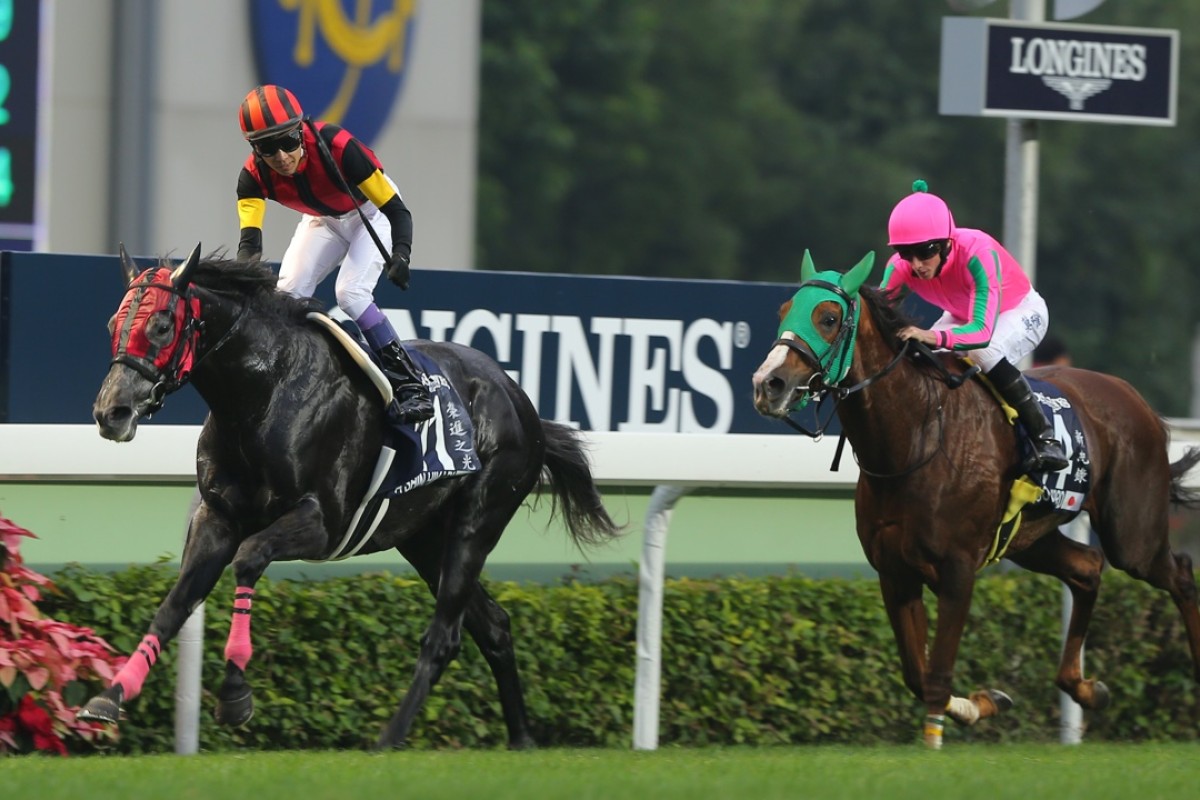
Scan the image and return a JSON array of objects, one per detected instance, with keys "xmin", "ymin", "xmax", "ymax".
[{"xmin": 385, "ymin": 252, "xmax": 411, "ymax": 290}]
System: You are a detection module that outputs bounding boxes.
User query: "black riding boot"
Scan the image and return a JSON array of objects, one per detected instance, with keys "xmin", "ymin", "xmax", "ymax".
[
  {"xmin": 988, "ymin": 360, "xmax": 1069, "ymax": 473},
  {"xmin": 375, "ymin": 341, "xmax": 435, "ymax": 424}
]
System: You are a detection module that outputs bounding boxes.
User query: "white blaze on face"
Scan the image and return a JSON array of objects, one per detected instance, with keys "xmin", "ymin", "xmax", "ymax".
[{"xmin": 752, "ymin": 331, "xmax": 800, "ymax": 389}]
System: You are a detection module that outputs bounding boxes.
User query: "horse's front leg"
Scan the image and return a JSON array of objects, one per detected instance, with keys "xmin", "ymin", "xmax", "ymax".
[
  {"xmin": 215, "ymin": 495, "xmax": 327, "ymax": 727},
  {"xmin": 79, "ymin": 501, "xmax": 238, "ymax": 724},
  {"xmin": 1008, "ymin": 529, "xmax": 1109, "ymax": 709},
  {"xmin": 922, "ymin": 556, "xmax": 979, "ymax": 749},
  {"xmin": 877, "ymin": 565, "xmax": 929, "ymax": 703}
]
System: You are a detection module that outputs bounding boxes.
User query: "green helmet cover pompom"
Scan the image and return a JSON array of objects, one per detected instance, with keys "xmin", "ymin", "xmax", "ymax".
[{"xmin": 911, "ymin": 179, "xmax": 929, "ymax": 193}]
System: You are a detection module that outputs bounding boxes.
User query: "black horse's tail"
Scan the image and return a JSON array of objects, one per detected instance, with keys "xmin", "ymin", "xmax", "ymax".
[
  {"xmin": 539, "ymin": 421, "xmax": 624, "ymax": 549},
  {"xmin": 1169, "ymin": 447, "xmax": 1200, "ymax": 509}
]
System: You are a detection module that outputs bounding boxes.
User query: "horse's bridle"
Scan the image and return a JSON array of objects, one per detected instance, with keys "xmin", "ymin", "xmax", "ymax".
[
  {"xmin": 772, "ymin": 283, "xmax": 978, "ymax": 479},
  {"xmin": 772, "ymin": 279, "xmax": 911, "ymax": 439},
  {"xmin": 111, "ymin": 273, "xmax": 247, "ymax": 415}
]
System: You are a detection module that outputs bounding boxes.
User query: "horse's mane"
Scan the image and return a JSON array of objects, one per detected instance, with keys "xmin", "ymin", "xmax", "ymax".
[
  {"xmin": 859, "ymin": 285, "xmax": 971, "ymax": 381},
  {"xmin": 184, "ymin": 255, "xmax": 311, "ymax": 323},
  {"xmin": 859, "ymin": 285, "xmax": 916, "ymax": 350}
]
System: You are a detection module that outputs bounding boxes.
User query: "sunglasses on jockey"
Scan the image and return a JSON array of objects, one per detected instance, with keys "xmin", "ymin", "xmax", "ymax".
[
  {"xmin": 251, "ymin": 129, "xmax": 303, "ymax": 157},
  {"xmin": 893, "ymin": 239, "xmax": 946, "ymax": 262}
]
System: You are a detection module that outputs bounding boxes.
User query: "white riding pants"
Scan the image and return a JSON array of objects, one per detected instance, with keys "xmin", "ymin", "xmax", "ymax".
[
  {"xmin": 931, "ymin": 289, "xmax": 1049, "ymax": 372},
  {"xmin": 276, "ymin": 177, "xmax": 399, "ymax": 320}
]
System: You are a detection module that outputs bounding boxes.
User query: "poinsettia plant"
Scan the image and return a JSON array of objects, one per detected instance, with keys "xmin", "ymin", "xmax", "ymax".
[{"xmin": 1, "ymin": 514, "xmax": 125, "ymax": 755}]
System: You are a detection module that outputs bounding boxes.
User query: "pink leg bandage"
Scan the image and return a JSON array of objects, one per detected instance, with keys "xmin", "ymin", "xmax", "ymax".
[
  {"xmin": 112, "ymin": 634, "xmax": 161, "ymax": 700},
  {"xmin": 224, "ymin": 586, "xmax": 255, "ymax": 671}
]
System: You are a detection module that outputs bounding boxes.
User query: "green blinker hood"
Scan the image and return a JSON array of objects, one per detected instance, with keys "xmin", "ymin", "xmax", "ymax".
[{"xmin": 776, "ymin": 250, "xmax": 876, "ymax": 402}]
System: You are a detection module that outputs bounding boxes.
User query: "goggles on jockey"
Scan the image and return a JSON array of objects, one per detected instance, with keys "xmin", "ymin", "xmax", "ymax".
[
  {"xmin": 252, "ymin": 128, "xmax": 303, "ymax": 157},
  {"xmin": 893, "ymin": 239, "xmax": 946, "ymax": 262}
]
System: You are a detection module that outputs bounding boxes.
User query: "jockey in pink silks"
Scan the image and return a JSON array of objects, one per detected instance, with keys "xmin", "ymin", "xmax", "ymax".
[{"xmin": 880, "ymin": 179, "xmax": 1068, "ymax": 473}]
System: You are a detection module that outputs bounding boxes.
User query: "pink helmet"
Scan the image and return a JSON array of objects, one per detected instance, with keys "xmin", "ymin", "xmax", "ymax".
[{"xmin": 887, "ymin": 179, "xmax": 955, "ymax": 245}]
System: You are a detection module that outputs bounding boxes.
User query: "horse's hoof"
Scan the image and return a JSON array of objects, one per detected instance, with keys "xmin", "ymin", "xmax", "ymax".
[
  {"xmin": 1090, "ymin": 681, "xmax": 1111, "ymax": 711},
  {"xmin": 214, "ymin": 688, "xmax": 254, "ymax": 727},
  {"xmin": 959, "ymin": 689, "xmax": 1013, "ymax": 721},
  {"xmin": 77, "ymin": 685, "xmax": 124, "ymax": 724},
  {"xmin": 986, "ymin": 689, "xmax": 1014, "ymax": 713},
  {"xmin": 373, "ymin": 736, "xmax": 408, "ymax": 751}
]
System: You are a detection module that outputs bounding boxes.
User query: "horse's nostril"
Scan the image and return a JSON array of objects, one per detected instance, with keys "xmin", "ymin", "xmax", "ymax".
[{"xmin": 96, "ymin": 406, "xmax": 133, "ymax": 427}]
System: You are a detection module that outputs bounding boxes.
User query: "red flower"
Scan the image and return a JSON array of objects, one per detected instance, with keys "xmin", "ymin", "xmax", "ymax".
[
  {"xmin": 17, "ymin": 695, "xmax": 67, "ymax": 756},
  {"xmin": 0, "ymin": 515, "xmax": 123, "ymax": 755}
]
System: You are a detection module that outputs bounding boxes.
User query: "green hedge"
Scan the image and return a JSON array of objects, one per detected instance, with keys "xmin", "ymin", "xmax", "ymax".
[{"xmin": 38, "ymin": 564, "xmax": 1200, "ymax": 753}]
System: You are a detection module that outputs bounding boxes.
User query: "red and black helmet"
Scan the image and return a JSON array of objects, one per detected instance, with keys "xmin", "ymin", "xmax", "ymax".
[{"xmin": 238, "ymin": 85, "xmax": 304, "ymax": 141}]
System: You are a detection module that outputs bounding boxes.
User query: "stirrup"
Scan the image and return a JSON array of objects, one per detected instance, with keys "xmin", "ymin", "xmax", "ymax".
[{"xmin": 1026, "ymin": 440, "xmax": 1068, "ymax": 473}]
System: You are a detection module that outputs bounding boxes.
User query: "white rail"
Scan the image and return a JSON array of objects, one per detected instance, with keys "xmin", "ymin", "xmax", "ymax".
[
  {"xmin": 4, "ymin": 422, "xmax": 1200, "ymax": 752},
  {"xmin": 0, "ymin": 424, "xmax": 853, "ymax": 489}
]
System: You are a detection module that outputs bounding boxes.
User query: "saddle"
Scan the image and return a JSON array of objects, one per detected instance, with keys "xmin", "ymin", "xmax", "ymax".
[
  {"xmin": 304, "ymin": 312, "xmax": 482, "ymax": 562},
  {"xmin": 975, "ymin": 370, "xmax": 1093, "ymax": 568},
  {"xmin": 908, "ymin": 344, "xmax": 1092, "ymax": 567}
]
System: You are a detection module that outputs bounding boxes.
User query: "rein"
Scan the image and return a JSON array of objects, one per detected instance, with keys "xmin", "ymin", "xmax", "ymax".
[
  {"xmin": 775, "ymin": 338, "xmax": 913, "ymax": 439},
  {"xmin": 192, "ymin": 292, "xmax": 250, "ymax": 369},
  {"xmin": 776, "ymin": 320, "xmax": 979, "ymax": 478}
]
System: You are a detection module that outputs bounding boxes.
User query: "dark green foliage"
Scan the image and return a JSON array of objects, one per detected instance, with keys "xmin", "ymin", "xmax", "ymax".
[
  {"xmin": 477, "ymin": 0, "xmax": 1200, "ymax": 414},
  {"xmin": 38, "ymin": 564, "xmax": 1200, "ymax": 752}
]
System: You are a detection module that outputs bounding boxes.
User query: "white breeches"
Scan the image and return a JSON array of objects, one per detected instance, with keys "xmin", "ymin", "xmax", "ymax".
[
  {"xmin": 275, "ymin": 178, "xmax": 399, "ymax": 320},
  {"xmin": 932, "ymin": 289, "xmax": 1049, "ymax": 371}
]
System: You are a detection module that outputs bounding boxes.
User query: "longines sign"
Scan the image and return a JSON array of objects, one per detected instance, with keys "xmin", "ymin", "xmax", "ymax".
[
  {"xmin": 939, "ymin": 17, "xmax": 1178, "ymax": 126},
  {"xmin": 0, "ymin": 252, "xmax": 820, "ymax": 436}
]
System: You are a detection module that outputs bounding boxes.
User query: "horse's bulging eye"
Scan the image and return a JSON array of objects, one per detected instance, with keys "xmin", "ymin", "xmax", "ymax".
[{"xmin": 820, "ymin": 312, "xmax": 839, "ymax": 329}]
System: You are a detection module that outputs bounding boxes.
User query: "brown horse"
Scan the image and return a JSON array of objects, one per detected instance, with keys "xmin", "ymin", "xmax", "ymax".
[{"xmin": 751, "ymin": 250, "xmax": 1200, "ymax": 747}]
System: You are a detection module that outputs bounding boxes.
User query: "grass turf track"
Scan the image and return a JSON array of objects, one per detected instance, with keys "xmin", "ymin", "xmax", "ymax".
[{"xmin": 4, "ymin": 744, "xmax": 1199, "ymax": 799}]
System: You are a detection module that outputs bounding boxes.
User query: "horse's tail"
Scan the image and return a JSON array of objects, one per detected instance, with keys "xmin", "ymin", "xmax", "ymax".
[
  {"xmin": 539, "ymin": 420, "xmax": 624, "ymax": 549},
  {"xmin": 1169, "ymin": 446, "xmax": 1200, "ymax": 509}
]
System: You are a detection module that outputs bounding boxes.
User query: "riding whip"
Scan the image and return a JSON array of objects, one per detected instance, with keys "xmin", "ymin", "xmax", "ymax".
[{"xmin": 304, "ymin": 117, "xmax": 392, "ymax": 264}]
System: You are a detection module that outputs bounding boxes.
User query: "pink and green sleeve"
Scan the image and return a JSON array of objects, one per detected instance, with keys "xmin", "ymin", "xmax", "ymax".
[{"xmin": 941, "ymin": 252, "xmax": 1002, "ymax": 351}]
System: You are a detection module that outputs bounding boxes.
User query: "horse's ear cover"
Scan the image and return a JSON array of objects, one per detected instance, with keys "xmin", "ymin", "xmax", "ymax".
[
  {"xmin": 840, "ymin": 251, "xmax": 876, "ymax": 296},
  {"xmin": 800, "ymin": 249, "xmax": 817, "ymax": 283}
]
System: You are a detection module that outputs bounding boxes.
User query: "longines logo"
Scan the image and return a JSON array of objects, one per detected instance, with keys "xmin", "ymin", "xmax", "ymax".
[
  {"xmin": 249, "ymin": 0, "xmax": 417, "ymax": 146},
  {"xmin": 1007, "ymin": 35, "xmax": 1146, "ymax": 111}
]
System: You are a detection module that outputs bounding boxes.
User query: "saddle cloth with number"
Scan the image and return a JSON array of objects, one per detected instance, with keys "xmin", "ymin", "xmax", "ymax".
[
  {"xmin": 1019, "ymin": 377, "xmax": 1092, "ymax": 516},
  {"xmin": 305, "ymin": 313, "xmax": 481, "ymax": 562}
]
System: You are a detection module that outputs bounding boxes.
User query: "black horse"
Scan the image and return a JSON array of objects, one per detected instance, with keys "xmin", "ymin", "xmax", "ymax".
[{"xmin": 80, "ymin": 245, "xmax": 621, "ymax": 749}]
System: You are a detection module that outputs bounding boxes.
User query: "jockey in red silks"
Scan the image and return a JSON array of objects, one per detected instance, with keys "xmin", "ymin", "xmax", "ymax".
[
  {"xmin": 235, "ymin": 84, "xmax": 433, "ymax": 424},
  {"xmin": 880, "ymin": 179, "xmax": 1068, "ymax": 473}
]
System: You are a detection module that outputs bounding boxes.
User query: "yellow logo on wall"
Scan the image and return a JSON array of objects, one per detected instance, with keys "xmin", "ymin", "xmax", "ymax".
[{"xmin": 252, "ymin": 0, "xmax": 418, "ymax": 145}]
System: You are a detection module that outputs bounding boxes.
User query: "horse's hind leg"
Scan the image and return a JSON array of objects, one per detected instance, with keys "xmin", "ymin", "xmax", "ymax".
[
  {"xmin": 1008, "ymin": 528, "xmax": 1109, "ymax": 709},
  {"xmin": 399, "ymin": 532, "xmax": 536, "ymax": 749},
  {"xmin": 1101, "ymin": 526, "xmax": 1200, "ymax": 683},
  {"xmin": 1161, "ymin": 549, "xmax": 1200, "ymax": 683},
  {"xmin": 375, "ymin": 547, "xmax": 473, "ymax": 749},
  {"xmin": 461, "ymin": 585, "xmax": 535, "ymax": 748}
]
